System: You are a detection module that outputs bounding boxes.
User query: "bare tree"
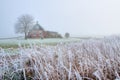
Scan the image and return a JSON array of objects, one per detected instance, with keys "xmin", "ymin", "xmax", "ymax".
[{"xmin": 15, "ymin": 14, "xmax": 34, "ymax": 39}]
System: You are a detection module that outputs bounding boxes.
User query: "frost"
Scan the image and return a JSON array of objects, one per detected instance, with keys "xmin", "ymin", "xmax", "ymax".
[
  {"xmin": 93, "ymin": 70, "xmax": 102, "ymax": 80},
  {"xmin": 0, "ymin": 36, "xmax": 120, "ymax": 79}
]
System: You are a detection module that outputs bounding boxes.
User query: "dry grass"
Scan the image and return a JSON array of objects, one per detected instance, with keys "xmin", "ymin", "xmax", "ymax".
[{"xmin": 0, "ymin": 36, "xmax": 120, "ymax": 80}]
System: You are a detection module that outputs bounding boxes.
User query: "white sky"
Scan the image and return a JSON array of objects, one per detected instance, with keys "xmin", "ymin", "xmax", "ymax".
[{"xmin": 0, "ymin": 0, "xmax": 120, "ymax": 38}]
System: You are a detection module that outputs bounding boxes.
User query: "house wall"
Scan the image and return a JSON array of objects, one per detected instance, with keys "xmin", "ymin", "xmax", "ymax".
[
  {"xmin": 28, "ymin": 30, "xmax": 62, "ymax": 39},
  {"xmin": 28, "ymin": 30, "xmax": 45, "ymax": 38}
]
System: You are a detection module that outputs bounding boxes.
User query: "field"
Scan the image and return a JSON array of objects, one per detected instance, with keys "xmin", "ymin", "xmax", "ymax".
[
  {"xmin": 0, "ymin": 38, "xmax": 81, "ymax": 48},
  {"xmin": 0, "ymin": 36, "xmax": 120, "ymax": 80}
]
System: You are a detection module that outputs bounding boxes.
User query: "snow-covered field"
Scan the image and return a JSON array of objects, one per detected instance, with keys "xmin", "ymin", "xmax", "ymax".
[{"xmin": 0, "ymin": 36, "xmax": 120, "ymax": 80}]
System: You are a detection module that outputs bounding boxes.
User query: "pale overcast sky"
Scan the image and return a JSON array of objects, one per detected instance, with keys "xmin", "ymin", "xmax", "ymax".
[{"xmin": 1, "ymin": 0, "xmax": 120, "ymax": 38}]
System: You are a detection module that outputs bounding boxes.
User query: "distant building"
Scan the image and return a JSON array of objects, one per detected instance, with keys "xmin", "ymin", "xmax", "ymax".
[
  {"xmin": 28, "ymin": 22, "xmax": 45, "ymax": 39},
  {"xmin": 27, "ymin": 21, "xmax": 62, "ymax": 39},
  {"xmin": 45, "ymin": 31, "xmax": 62, "ymax": 38}
]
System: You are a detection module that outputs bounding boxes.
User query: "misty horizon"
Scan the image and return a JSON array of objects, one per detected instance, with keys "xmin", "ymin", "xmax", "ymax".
[{"xmin": 1, "ymin": 0, "xmax": 120, "ymax": 38}]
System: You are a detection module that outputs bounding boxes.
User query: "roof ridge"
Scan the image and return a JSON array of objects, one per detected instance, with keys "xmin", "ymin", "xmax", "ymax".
[{"xmin": 32, "ymin": 22, "xmax": 44, "ymax": 30}]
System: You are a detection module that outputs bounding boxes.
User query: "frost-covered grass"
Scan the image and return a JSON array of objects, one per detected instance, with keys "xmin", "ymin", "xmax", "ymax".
[
  {"xmin": 0, "ymin": 38, "xmax": 81, "ymax": 48},
  {"xmin": 0, "ymin": 36, "xmax": 120, "ymax": 80}
]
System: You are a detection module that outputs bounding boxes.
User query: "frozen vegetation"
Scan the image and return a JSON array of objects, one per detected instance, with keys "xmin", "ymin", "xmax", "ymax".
[
  {"xmin": 0, "ymin": 36, "xmax": 120, "ymax": 80},
  {"xmin": 0, "ymin": 38, "xmax": 81, "ymax": 48}
]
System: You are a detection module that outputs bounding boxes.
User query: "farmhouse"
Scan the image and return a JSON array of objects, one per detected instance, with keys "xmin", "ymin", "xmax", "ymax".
[
  {"xmin": 28, "ymin": 22, "xmax": 45, "ymax": 38},
  {"xmin": 45, "ymin": 31, "xmax": 62, "ymax": 38},
  {"xmin": 28, "ymin": 22, "xmax": 62, "ymax": 38}
]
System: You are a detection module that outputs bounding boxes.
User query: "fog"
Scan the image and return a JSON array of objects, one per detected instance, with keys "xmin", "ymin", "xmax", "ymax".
[{"xmin": 1, "ymin": 0, "xmax": 120, "ymax": 38}]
